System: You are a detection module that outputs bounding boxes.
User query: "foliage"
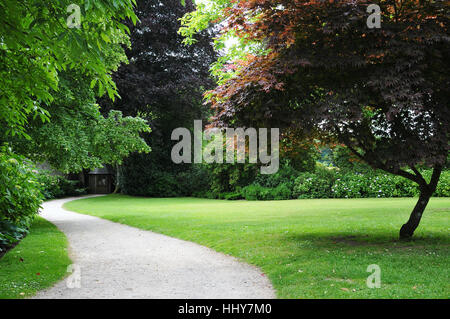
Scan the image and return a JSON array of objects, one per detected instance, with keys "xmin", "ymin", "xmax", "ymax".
[
  {"xmin": 0, "ymin": 146, "xmax": 42, "ymax": 252},
  {"xmin": 9, "ymin": 72, "xmax": 151, "ymax": 174},
  {"xmin": 239, "ymin": 167, "xmax": 449, "ymax": 201},
  {"xmin": 179, "ymin": 0, "xmax": 264, "ymax": 84},
  {"xmin": 295, "ymin": 169, "xmax": 450, "ymax": 200},
  {"xmin": 0, "ymin": 0, "xmax": 138, "ymax": 138},
  {"xmin": 331, "ymin": 146, "xmax": 371, "ymax": 172},
  {"xmin": 254, "ymin": 161, "xmax": 302, "ymax": 189},
  {"xmin": 181, "ymin": 0, "xmax": 449, "ymax": 237},
  {"xmin": 121, "ymin": 159, "xmax": 211, "ymax": 198},
  {"xmin": 223, "ymin": 192, "xmax": 243, "ymax": 201},
  {"xmin": 272, "ymin": 183, "xmax": 292, "ymax": 200},
  {"xmin": 93, "ymin": 111, "xmax": 151, "ymax": 167},
  {"xmin": 293, "ymin": 167, "xmax": 336, "ymax": 199},
  {"xmin": 242, "ymin": 184, "xmax": 265, "ymax": 201},
  {"xmin": 102, "ymin": 0, "xmax": 216, "ymax": 196},
  {"xmin": 37, "ymin": 171, "xmax": 87, "ymax": 200},
  {"xmin": 241, "ymin": 183, "xmax": 292, "ymax": 201},
  {"xmin": 205, "ymin": 162, "xmax": 259, "ymax": 196},
  {"xmin": 176, "ymin": 165, "xmax": 211, "ymax": 197}
]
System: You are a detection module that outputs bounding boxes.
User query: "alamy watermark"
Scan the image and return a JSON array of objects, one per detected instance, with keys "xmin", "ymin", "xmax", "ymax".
[
  {"xmin": 171, "ymin": 120, "xmax": 279, "ymax": 174},
  {"xmin": 66, "ymin": 264, "xmax": 81, "ymax": 289},
  {"xmin": 367, "ymin": 4, "xmax": 381, "ymax": 29},
  {"xmin": 66, "ymin": 4, "xmax": 81, "ymax": 29},
  {"xmin": 366, "ymin": 264, "xmax": 381, "ymax": 288}
]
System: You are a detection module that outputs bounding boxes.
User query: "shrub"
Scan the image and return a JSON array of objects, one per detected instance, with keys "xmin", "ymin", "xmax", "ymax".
[
  {"xmin": 331, "ymin": 170, "xmax": 449, "ymax": 199},
  {"xmin": 242, "ymin": 184, "xmax": 263, "ymax": 200},
  {"xmin": 430, "ymin": 170, "xmax": 450, "ymax": 197},
  {"xmin": 224, "ymin": 192, "xmax": 243, "ymax": 200},
  {"xmin": 145, "ymin": 171, "xmax": 180, "ymax": 197},
  {"xmin": 176, "ymin": 165, "xmax": 211, "ymax": 197},
  {"xmin": 0, "ymin": 220, "xmax": 29, "ymax": 255},
  {"xmin": 254, "ymin": 161, "xmax": 301, "ymax": 189},
  {"xmin": 271, "ymin": 183, "xmax": 292, "ymax": 200},
  {"xmin": 37, "ymin": 171, "xmax": 87, "ymax": 200},
  {"xmin": 243, "ymin": 167, "xmax": 449, "ymax": 201},
  {"xmin": 293, "ymin": 166, "xmax": 336, "ymax": 199},
  {"xmin": 0, "ymin": 147, "xmax": 42, "ymax": 253},
  {"xmin": 57, "ymin": 177, "xmax": 86, "ymax": 197},
  {"xmin": 332, "ymin": 173, "xmax": 368, "ymax": 198},
  {"xmin": 366, "ymin": 174, "xmax": 397, "ymax": 198},
  {"xmin": 207, "ymin": 162, "xmax": 259, "ymax": 195}
]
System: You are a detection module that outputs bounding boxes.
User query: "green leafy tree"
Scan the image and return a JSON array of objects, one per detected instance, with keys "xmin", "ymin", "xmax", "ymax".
[
  {"xmin": 93, "ymin": 111, "xmax": 151, "ymax": 192},
  {"xmin": 10, "ymin": 70, "xmax": 150, "ymax": 175},
  {"xmin": 1, "ymin": 0, "xmax": 152, "ymax": 244},
  {"xmin": 0, "ymin": 0, "xmax": 137, "ymax": 138},
  {"xmin": 100, "ymin": 0, "xmax": 217, "ymax": 196}
]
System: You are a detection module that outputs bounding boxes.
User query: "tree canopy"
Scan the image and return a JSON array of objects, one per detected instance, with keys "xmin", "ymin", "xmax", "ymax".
[
  {"xmin": 0, "ymin": 0, "xmax": 137, "ymax": 138},
  {"xmin": 0, "ymin": 0, "xmax": 152, "ymax": 241},
  {"xmin": 182, "ymin": 0, "xmax": 449, "ymax": 238},
  {"xmin": 1, "ymin": 0, "xmax": 151, "ymax": 174},
  {"xmin": 100, "ymin": 0, "xmax": 217, "ymax": 195}
]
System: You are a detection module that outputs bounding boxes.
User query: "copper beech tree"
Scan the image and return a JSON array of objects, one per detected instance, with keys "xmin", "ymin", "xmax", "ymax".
[{"xmin": 183, "ymin": 0, "xmax": 449, "ymax": 239}]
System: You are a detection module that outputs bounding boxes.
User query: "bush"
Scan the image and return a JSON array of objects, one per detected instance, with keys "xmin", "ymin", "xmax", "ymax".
[
  {"xmin": 242, "ymin": 184, "xmax": 263, "ymax": 200},
  {"xmin": 331, "ymin": 170, "xmax": 449, "ymax": 199},
  {"xmin": 176, "ymin": 165, "xmax": 211, "ymax": 197},
  {"xmin": 224, "ymin": 192, "xmax": 243, "ymax": 200},
  {"xmin": 436, "ymin": 173, "xmax": 449, "ymax": 197},
  {"xmin": 206, "ymin": 162, "xmax": 259, "ymax": 195},
  {"xmin": 144, "ymin": 171, "xmax": 180, "ymax": 197},
  {"xmin": 293, "ymin": 166, "xmax": 336, "ymax": 199},
  {"xmin": 242, "ymin": 167, "xmax": 449, "ymax": 201},
  {"xmin": 332, "ymin": 173, "xmax": 368, "ymax": 198},
  {"xmin": 241, "ymin": 184, "xmax": 292, "ymax": 200},
  {"xmin": 254, "ymin": 162, "xmax": 301, "ymax": 189},
  {"xmin": 0, "ymin": 147, "xmax": 42, "ymax": 253},
  {"xmin": 0, "ymin": 220, "xmax": 29, "ymax": 254},
  {"xmin": 37, "ymin": 171, "xmax": 87, "ymax": 200},
  {"xmin": 428, "ymin": 170, "xmax": 450, "ymax": 197},
  {"xmin": 272, "ymin": 183, "xmax": 292, "ymax": 200}
]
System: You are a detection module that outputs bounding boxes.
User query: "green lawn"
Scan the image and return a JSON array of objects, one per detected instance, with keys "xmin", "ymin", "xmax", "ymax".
[
  {"xmin": 0, "ymin": 217, "xmax": 71, "ymax": 299},
  {"xmin": 64, "ymin": 195, "xmax": 450, "ymax": 298}
]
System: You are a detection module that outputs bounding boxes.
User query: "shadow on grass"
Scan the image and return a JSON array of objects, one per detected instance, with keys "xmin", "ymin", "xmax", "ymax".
[{"xmin": 283, "ymin": 231, "xmax": 450, "ymax": 250}]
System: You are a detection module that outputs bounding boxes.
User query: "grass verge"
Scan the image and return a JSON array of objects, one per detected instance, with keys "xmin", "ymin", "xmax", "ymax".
[
  {"xmin": 0, "ymin": 217, "xmax": 71, "ymax": 299},
  {"xmin": 64, "ymin": 195, "xmax": 450, "ymax": 298}
]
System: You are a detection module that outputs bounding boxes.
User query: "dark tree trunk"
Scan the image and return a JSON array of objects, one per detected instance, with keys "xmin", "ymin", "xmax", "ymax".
[
  {"xmin": 399, "ymin": 189, "xmax": 433, "ymax": 239},
  {"xmin": 342, "ymin": 140, "xmax": 445, "ymax": 240},
  {"xmin": 399, "ymin": 165, "xmax": 443, "ymax": 240},
  {"xmin": 113, "ymin": 164, "xmax": 120, "ymax": 194}
]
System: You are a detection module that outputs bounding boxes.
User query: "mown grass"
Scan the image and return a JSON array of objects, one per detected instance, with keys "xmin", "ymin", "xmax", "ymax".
[
  {"xmin": 0, "ymin": 217, "xmax": 71, "ymax": 299},
  {"xmin": 64, "ymin": 195, "xmax": 450, "ymax": 298}
]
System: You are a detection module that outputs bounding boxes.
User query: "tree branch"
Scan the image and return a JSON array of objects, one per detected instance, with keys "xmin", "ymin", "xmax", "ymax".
[
  {"xmin": 429, "ymin": 165, "xmax": 443, "ymax": 191},
  {"xmin": 409, "ymin": 165, "xmax": 428, "ymax": 186}
]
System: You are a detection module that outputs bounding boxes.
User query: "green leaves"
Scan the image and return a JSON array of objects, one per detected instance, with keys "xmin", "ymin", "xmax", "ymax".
[
  {"xmin": 93, "ymin": 110, "xmax": 151, "ymax": 167},
  {"xmin": 0, "ymin": 0, "xmax": 138, "ymax": 138},
  {"xmin": 0, "ymin": 145, "xmax": 42, "ymax": 250}
]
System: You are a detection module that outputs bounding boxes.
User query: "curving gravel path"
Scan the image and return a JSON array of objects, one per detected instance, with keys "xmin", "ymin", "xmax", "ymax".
[{"xmin": 33, "ymin": 197, "xmax": 275, "ymax": 299}]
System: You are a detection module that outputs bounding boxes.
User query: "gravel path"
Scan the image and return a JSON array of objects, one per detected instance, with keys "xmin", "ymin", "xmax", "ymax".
[{"xmin": 33, "ymin": 197, "xmax": 275, "ymax": 299}]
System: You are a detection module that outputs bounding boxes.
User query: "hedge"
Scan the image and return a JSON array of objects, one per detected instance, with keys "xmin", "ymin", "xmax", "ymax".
[{"xmin": 238, "ymin": 168, "xmax": 449, "ymax": 201}]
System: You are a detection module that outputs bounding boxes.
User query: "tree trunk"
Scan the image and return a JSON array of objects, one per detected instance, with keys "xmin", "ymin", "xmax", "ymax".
[
  {"xmin": 399, "ymin": 165, "xmax": 443, "ymax": 240},
  {"xmin": 399, "ymin": 189, "xmax": 432, "ymax": 239},
  {"xmin": 113, "ymin": 164, "xmax": 120, "ymax": 194}
]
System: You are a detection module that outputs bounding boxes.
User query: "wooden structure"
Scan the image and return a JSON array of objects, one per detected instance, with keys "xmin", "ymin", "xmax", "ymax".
[{"xmin": 88, "ymin": 167, "xmax": 113, "ymax": 194}]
